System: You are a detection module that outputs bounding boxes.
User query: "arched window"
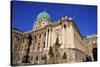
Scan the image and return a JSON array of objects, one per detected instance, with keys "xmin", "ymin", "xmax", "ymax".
[
  {"xmin": 62, "ymin": 52, "xmax": 67, "ymax": 59},
  {"xmin": 44, "ymin": 32, "xmax": 46, "ymax": 37},
  {"xmin": 27, "ymin": 34, "xmax": 32, "ymax": 45},
  {"xmin": 64, "ymin": 24, "xmax": 66, "ymax": 28},
  {"xmin": 92, "ymin": 48, "xmax": 97, "ymax": 61},
  {"xmin": 31, "ymin": 56, "xmax": 33, "ymax": 60},
  {"xmin": 36, "ymin": 56, "xmax": 38, "ymax": 61},
  {"xmin": 48, "ymin": 29, "xmax": 49, "ymax": 33},
  {"xmin": 43, "ymin": 42, "xmax": 45, "ymax": 48}
]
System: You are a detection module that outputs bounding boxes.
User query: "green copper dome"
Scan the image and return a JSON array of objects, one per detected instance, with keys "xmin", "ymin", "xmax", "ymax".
[{"xmin": 37, "ymin": 11, "xmax": 51, "ymax": 20}]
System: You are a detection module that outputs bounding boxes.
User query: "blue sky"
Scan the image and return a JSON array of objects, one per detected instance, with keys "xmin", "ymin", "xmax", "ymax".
[{"xmin": 11, "ymin": 1, "xmax": 97, "ymax": 36}]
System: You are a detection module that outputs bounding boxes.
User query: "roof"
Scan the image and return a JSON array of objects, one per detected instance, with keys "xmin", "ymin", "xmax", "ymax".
[
  {"xmin": 12, "ymin": 27, "xmax": 24, "ymax": 32},
  {"xmin": 37, "ymin": 11, "xmax": 51, "ymax": 20}
]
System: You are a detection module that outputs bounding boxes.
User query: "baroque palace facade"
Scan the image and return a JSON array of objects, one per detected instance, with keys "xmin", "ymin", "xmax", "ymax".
[{"xmin": 11, "ymin": 11, "xmax": 97, "ymax": 65}]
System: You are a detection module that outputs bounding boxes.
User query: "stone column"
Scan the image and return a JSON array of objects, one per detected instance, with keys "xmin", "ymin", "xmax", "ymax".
[
  {"xmin": 48, "ymin": 29, "xmax": 50, "ymax": 50},
  {"xmin": 62, "ymin": 26, "xmax": 64, "ymax": 48},
  {"xmin": 64, "ymin": 26, "xmax": 67, "ymax": 48},
  {"xmin": 45, "ymin": 29, "xmax": 48, "ymax": 50},
  {"xmin": 62, "ymin": 25, "xmax": 67, "ymax": 48},
  {"xmin": 48, "ymin": 28, "xmax": 51, "ymax": 50}
]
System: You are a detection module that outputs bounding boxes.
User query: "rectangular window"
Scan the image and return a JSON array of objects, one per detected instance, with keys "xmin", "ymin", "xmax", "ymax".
[{"xmin": 36, "ymin": 56, "xmax": 38, "ymax": 61}]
